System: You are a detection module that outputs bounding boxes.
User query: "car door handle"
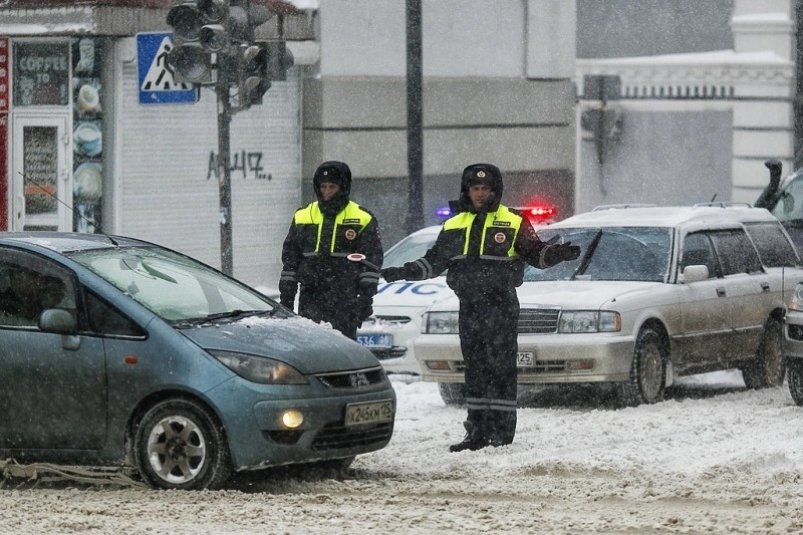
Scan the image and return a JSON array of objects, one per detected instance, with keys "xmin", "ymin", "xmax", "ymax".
[
  {"xmin": 761, "ymin": 282, "xmax": 771, "ymax": 292},
  {"xmin": 716, "ymin": 287, "xmax": 726, "ymax": 297}
]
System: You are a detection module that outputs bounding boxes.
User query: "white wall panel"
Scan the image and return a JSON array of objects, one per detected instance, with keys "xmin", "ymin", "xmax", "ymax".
[{"xmin": 115, "ymin": 45, "xmax": 301, "ymax": 288}]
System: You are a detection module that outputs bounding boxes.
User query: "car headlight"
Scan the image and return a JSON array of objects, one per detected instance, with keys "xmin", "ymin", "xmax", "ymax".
[
  {"xmin": 424, "ymin": 311, "xmax": 459, "ymax": 334},
  {"xmin": 558, "ymin": 310, "xmax": 621, "ymax": 333},
  {"xmin": 789, "ymin": 285, "xmax": 803, "ymax": 311},
  {"xmin": 208, "ymin": 350, "xmax": 308, "ymax": 384}
]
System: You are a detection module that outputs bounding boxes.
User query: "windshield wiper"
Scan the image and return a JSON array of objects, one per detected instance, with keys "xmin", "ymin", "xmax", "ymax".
[
  {"xmin": 570, "ymin": 230, "xmax": 602, "ymax": 280},
  {"xmin": 195, "ymin": 309, "xmax": 270, "ymax": 325}
]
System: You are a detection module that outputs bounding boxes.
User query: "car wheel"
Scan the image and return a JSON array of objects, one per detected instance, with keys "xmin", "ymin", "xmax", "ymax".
[
  {"xmin": 788, "ymin": 359, "xmax": 803, "ymax": 405},
  {"xmin": 438, "ymin": 383, "xmax": 466, "ymax": 406},
  {"xmin": 742, "ymin": 319, "xmax": 784, "ymax": 389},
  {"xmin": 617, "ymin": 328, "xmax": 666, "ymax": 407},
  {"xmin": 134, "ymin": 398, "xmax": 232, "ymax": 490}
]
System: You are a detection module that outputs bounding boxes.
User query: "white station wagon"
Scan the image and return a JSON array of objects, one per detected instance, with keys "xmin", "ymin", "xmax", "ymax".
[{"xmin": 415, "ymin": 204, "xmax": 803, "ymax": 406}]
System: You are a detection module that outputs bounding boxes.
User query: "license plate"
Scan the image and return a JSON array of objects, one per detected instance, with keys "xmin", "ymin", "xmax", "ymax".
[
  {"xmin": 517, "ymin": 351, "xmax": 535, "ymax": 367},
  {"xmin": 344, "ymin": 400, "xmax": 394, "ymax": 426},
  {"xmin": 356, "ymin": 333, "xmax": 393, "ymax": 348}
]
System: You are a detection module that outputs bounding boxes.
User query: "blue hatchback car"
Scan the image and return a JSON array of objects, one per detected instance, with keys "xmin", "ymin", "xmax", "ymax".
[{"xmin": 0, "ymin": 232, "xmax": 395, "ymax": 489}]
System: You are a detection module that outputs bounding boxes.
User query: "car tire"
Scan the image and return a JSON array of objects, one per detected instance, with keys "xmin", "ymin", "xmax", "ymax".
[
  {"xmin": 616, "ymin": 327, "xmax": 666, "ymax": 407},
  {"xmin": 134, "ymin": 398, "xmax": 232, "ymax": 490},
  {"xmin": 438, "ymin": 382, "xmax": 466, "ymax": 406},
  {"xmin": 742, "ymin": 319, "xmax": 784, "ymax": 389},
  {"xmin": 788, "ymin": 359, "xmax": 803, "ymax": 406}
]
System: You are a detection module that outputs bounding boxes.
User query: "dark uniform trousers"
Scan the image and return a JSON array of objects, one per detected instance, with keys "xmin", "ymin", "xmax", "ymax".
[{"xmin": 459, "ymin": 287, "xmax": 519, "ymax": 443}]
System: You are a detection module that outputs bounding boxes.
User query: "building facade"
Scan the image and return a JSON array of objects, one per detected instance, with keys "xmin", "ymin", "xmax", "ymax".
[
  {"xmin": 306, "ymin": 0, "xmax": 578, "ymax": 246},
  {"xmin": 0, "ymin": 0, "xmax": 313, "ymax": 288},
  {"xmin": 575, "ymin": 0, "xmax": 795, "ymax": 210}
]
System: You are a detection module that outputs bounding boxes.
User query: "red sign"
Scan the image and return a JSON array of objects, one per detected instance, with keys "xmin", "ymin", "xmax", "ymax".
[{"xmin": 0, "ymin": 37, "xmax": 7, "ymax": 112}]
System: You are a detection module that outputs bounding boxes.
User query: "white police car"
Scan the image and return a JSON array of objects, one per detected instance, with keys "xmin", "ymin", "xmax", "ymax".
[
  {"xmin": 357, "ymin": 225, "xmax": 444, "ymax": 375},
  {"xmin": 357, "ymin": 204, "xmax": 557, "ymax": 375}
]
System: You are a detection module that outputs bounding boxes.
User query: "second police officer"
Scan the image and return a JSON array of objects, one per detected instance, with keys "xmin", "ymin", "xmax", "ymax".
[
  {"xmin": 279, "ymin": 161, "xmax": 383, "ymax": 339},
  {"xmin": 381, "ymin": 163, "xmax": 580, "ymax": 451}
]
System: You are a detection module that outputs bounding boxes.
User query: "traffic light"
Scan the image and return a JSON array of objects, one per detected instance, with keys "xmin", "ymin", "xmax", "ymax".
[
  {"xmin": 229, "ymin": 0, "xmax": 272, "ymax": 43},
  {"xmin": 238, "ymin": 43, "xmax": 269, "ymax": 108},
  {"xmin": 165, "ymin": 0, "xmax": 229, "ymax": 85},
  {"xmin": 237, "ymin": 41, "xmax": 294, "ymax": 109},
  {"xmin": 265, "ymin": 41, "xmax": 294, "ymax": 82}
]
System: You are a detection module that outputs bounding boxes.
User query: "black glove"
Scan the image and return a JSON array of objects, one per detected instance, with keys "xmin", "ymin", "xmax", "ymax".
[
  {"xmin": 357, "ymin": 297, "xmax": 374, "ymax": 323},
  {"xmin": 381, "ymin": 267, "xmax": 406, "ymax": 282},
  {"xmin": 555, "ymin": 242, "xmax": 581, "ymax": 261}
]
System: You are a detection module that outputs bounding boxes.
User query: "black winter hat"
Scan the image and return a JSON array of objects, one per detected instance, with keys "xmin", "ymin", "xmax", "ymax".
[
  {"xmin": 458, "ymin": 163, "xmax": 503, "ymax": 212},
  {"xmin": 313, "ymin": 161, "xmax": 352, "ymax": 197},
  {"xmin": 313, "ymin": 160, "xmax": 352, "ymax": 214}
]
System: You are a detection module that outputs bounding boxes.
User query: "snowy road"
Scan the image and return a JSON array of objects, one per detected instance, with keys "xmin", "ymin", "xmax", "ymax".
[{"xmin": 2, "ymin": 371, "xmax": 803, "ymax": 533}]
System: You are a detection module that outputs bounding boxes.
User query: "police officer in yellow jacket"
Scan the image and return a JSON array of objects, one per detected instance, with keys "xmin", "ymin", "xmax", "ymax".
[
  {"xmin": 382, "ymin": 163, "xmax": 580, "ymax": 451},
  {"xmin": 279, "ymin": 161, "xmax": 383, "ymax": 339}
]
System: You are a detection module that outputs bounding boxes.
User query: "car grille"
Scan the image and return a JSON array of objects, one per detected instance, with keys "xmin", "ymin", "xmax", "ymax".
[
  {"xmin": 455, "ymin": 360, "xmax": 567, "ymax": 373},
  {"xmin": 369, "ymin": 346, "xmax": 407, "ymax": 360},
  {"xmin": 518, "ymin": 308, "xmax": 560, "ymax": 334},
  {"xmin": 374, "ymin": 315, "xmax": 412, "ymax": 324},
  {"xmin": 311, "ymin": 422, "xmax": 394, "ymax": 451},
  {"xmin": 316, "ymin": 367, "xmax": 386, "ymax": 389}
]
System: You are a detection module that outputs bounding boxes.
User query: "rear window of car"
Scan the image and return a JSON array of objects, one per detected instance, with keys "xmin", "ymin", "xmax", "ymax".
[
  {"xmin": 744, "ymin": 222, "xmax": 800, "ymax": 267},
  {"xmin": 709, "ymin": 229, "xmax": 763, "ymax": 275}
]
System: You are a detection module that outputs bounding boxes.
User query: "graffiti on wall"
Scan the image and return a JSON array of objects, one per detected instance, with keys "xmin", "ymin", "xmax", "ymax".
[{"xmin": 207, "ymin": 150, "xmax": 273, "ymax": 181}]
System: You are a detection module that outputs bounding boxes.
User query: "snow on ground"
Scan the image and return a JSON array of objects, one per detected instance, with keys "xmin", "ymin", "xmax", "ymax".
[{"xmin": 2, "ymin": 371, "xmax": 803, "ymax": 533}]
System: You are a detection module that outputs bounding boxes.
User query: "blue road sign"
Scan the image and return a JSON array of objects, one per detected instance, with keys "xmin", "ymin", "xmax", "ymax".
[{"xmin": 136, "ymin": 32, "xmax": 199, "ymax": 104}]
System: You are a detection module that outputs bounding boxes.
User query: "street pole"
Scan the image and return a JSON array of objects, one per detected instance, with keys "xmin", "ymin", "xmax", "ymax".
[
  {"xmin": 405, "ymin": 0, "xmax": 424, "ymax": 234},
  {"xmin": 795, "ymin": 0, "xmax": 803, "ymax": 169},
  {"xmin": 216, "ymin": 78, "xmax": 233, "ymax": 276}
]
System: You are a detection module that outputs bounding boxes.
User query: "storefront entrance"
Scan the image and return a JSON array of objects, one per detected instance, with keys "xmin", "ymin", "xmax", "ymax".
[{"xmin": 10, "ymin": 113, "xmax": 71, "ymax": 231}]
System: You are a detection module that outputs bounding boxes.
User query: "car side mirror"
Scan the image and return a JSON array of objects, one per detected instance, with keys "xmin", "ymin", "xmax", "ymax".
[
  {"xmin": 680, "ymin": 265, "xmax": 709, "ymax": 283},
  {"xmin": 39, "ymin": 308, "xmax": 77, "ymax": 334}
]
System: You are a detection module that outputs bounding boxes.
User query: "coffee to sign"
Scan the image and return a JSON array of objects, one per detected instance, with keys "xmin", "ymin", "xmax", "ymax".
[{"xmin": 13, "ymin": 43, "xmax": 70, "ymax": 106}]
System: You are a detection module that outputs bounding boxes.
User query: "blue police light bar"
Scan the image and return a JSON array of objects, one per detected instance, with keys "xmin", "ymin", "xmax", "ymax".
[{"xmin": 435, "ymin": 206, "xmax": 452, "ymax": 219}]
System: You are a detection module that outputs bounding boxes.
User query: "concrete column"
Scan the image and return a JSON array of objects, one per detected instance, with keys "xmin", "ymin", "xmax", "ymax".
[{"xmin": 730, "ymin": 0, "xmax": 795, "ymax": 203}]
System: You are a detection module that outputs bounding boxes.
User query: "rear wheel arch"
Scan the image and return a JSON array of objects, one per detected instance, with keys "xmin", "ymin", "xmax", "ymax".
[{"xmin": 742, "ymin": 316, "xmax": 785, "ymax": 389}]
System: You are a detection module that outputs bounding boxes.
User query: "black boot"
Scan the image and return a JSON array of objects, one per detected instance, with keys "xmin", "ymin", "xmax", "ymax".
[{"xmin": 449, "ymin": 421, "xmax": 488, "ymax": 452}]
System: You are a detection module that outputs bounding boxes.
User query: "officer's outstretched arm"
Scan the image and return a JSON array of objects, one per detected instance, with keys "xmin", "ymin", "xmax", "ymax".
[{"xmin": 381, "ymin": 229, "xmax": 451, "ymax": 282}]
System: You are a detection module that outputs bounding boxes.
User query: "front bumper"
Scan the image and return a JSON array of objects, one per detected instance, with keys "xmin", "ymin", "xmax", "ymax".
[
  {"xmin": 414, "ymin": 332, "xmax": 636, "ymax": 384},
  {"xmin": 206, "ymin": 375, "xmax": 396, "ymax": 470},
  {"xmin": 357, "ymin": 319, "xmax": 423, "ymax": 375}
]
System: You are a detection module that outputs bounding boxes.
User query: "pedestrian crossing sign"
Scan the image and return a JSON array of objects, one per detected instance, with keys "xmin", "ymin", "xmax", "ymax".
[{"xmin": 136, "ymin": 32, "xmax": 199, "ymax": 104}]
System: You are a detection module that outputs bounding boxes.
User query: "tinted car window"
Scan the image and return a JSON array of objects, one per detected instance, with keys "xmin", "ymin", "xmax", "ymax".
[
  {"xmin": 84, "ymin": 290, "xmax": 146, "ymax": 338},
  {"xmin": 744, "ymin": 222, "xmax": 799, "ymax": 267},
  {"xmin": 0, "ymin": 248, "xmax": 76, "ymax": 328},
  {"xmin": 709, "ymin": 229, "xmax": 763, "ymax": 275},
  {"xmin": 681, "ymin": 232, "xmax": 718, "ymax": 278}
]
